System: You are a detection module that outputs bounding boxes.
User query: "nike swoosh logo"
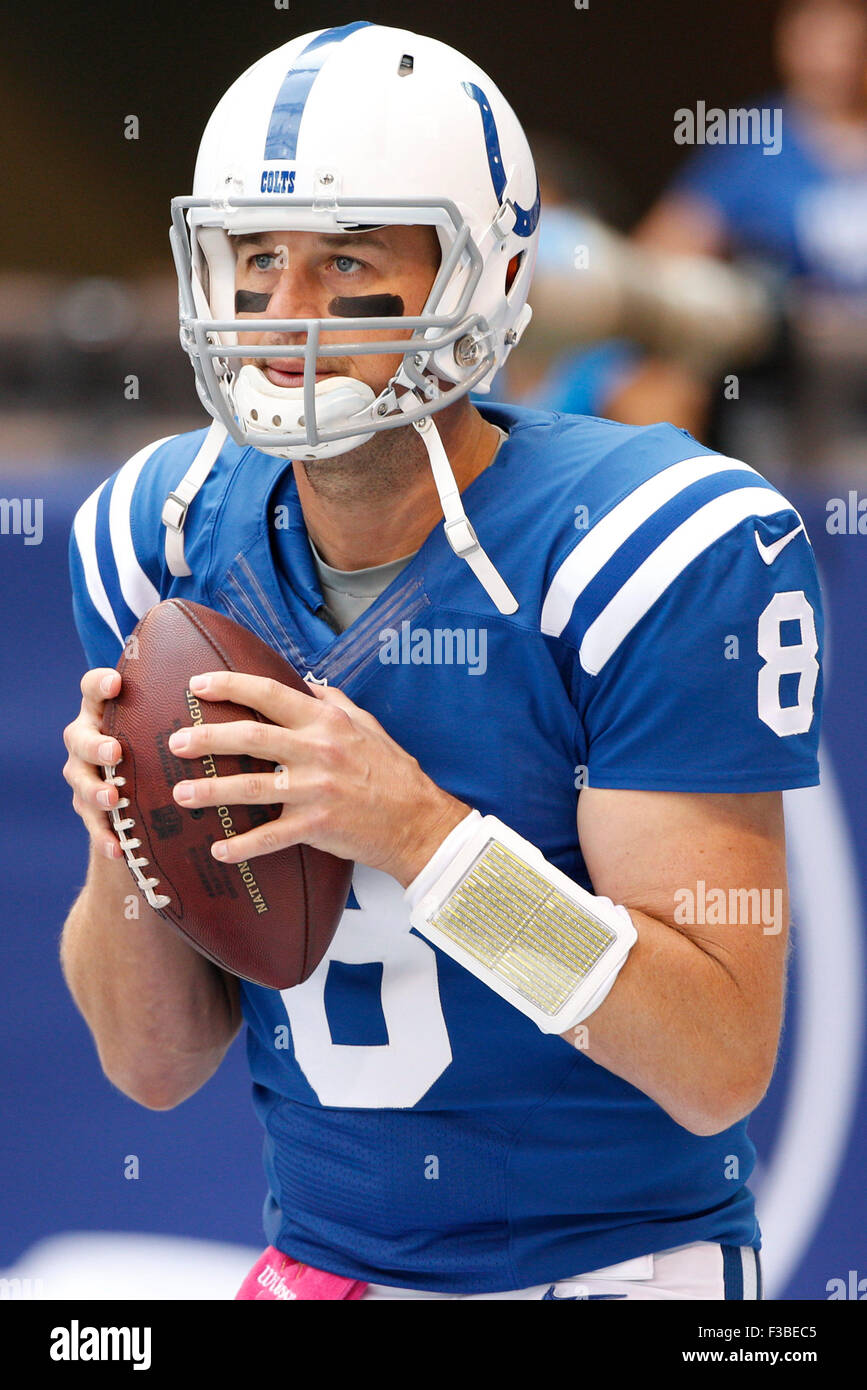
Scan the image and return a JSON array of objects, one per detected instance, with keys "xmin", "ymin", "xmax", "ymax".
[{"xmin": 755, "ymin": 523, "xmax": 803, "ymax": 565}]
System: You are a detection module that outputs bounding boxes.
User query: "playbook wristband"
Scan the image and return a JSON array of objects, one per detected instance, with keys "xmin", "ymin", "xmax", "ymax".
[{"xmin": 405, "ymin": 812, "xmax": 636, "ymax": 1034}]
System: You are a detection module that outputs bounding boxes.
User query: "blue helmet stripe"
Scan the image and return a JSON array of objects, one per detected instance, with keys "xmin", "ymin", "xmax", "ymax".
[
  {"xmin": 462, "ymin": 82, "xmax": 540, "ymax": 237},
  {"xmin": 264, "ymin": 21, "xmax": 371, "ymax": 161}
]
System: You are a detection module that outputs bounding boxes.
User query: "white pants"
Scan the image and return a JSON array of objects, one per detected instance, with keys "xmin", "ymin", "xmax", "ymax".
[{"xmin": 360, "ymin": 1241, "xmax": 761, "ymax": 1300}]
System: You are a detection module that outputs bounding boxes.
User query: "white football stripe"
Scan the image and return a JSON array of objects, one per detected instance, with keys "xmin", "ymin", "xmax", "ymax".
[
  {"xmin": 109, "ymin": 435, "xmax": 176, "ymax": 617},
  {"xmin": 579, "ymin": 486, "xmax": 795, "ymax": 675},
  {"xmin": 541, "ymin": 454, "xmax": 756, "ymax": 638},
  {"xmin": 72, "ymin": 481, "xmax": 123, "ymax": 645}
]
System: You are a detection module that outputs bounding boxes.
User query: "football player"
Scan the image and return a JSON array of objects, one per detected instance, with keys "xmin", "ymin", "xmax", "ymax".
[{"xmin": 61, "ymin": 22, "xmax": 822, "ymax": 1300}]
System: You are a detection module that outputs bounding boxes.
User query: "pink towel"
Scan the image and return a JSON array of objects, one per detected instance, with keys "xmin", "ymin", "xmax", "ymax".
[{"xmin": 236, "ymin": 1246, "xmax": 367, "ymax": 1300}]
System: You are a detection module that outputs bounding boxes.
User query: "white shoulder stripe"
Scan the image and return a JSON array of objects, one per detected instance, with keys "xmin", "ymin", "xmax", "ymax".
[
  {"xmin": 109, "ymin": 435, "xmax": 176, "ymax": 618},
  {"xmin": 72, "ymin": 481, "xmax": 122, "ymax": 644},
  {"xmin": 541, "ymin": 454, "xmax": 756, "ymax": 638},
  {"xmin": 579, "ymin": 485, "xmax": 796, "ymax": 676}
]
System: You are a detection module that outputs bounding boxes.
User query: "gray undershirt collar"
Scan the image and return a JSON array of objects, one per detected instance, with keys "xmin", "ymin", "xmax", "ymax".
[{"xmin": 309, "ymin": 537, "xmax": 417, "ymax": 632}]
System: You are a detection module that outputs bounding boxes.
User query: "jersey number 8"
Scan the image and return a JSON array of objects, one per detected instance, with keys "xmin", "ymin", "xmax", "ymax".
[{"xmin": 757, "ymin": 590, "xmax": 819, "ymax": 737}]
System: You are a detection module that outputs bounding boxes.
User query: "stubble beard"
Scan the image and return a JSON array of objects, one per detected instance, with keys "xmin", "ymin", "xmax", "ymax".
[{"xmin": 299, "ymin": 419, "xmax": 431, "ymax": 505}]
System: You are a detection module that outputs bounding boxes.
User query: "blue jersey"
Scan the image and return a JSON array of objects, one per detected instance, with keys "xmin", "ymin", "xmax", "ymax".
[
  {"xmin": 69, "ymin": 403, "xmax": 823, "ymax": 1292},
  {"xmin": 672, "ymin": 92, "xmax": 867, "ymax": 290}
]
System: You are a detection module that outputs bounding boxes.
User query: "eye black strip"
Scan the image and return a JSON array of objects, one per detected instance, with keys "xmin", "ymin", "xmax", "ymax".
[
  {"xmin": 235, "ymin": 290, "xmax": 272, "ymax": 312},
  {"xmin": 234, "ymin": 290, "xmax": 406, "ymax": 316},
  {"xmin": 328, "ymin": 294, "xmax": 404, "ymax": 317}
]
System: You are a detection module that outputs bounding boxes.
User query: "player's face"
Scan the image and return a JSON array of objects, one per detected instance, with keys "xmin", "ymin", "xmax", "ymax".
[
  {"xmin": 232, "ymin": 225, "xmax": 441, "ymax": 394},
  {"xmin": 777, "ymin": 1, "xmax": 867, "ymax": 109}
]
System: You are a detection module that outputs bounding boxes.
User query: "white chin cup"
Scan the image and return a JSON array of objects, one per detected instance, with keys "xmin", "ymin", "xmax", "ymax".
[{"xmin": 232, "ymin": 365, "xmax": 377, "ymax": 459}]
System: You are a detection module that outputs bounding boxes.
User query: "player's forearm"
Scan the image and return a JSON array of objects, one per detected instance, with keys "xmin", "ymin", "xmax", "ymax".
[
  {"xmin": 573, "ymin": 906, "xmax": 784, "ymax": 1136},
  {"xmin": 60, "ymin": 847, "xmax": 242, "ymax": 1108}
]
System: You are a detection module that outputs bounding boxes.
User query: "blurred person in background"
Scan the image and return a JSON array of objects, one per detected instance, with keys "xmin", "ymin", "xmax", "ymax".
[
  {"xmin": 644, "ymin": 0, "xmax": 867, "ymax": 283},
  {"xmin": 500, "ymin": 134, "xmax": 775, "ymax": 443},
  {"xmin": 627, "ymin": 0, "xmax": 867, "ymax": 475},
  {"xmin": 511, "ymin": 0, "xmax": 867, "ymax": 479}
]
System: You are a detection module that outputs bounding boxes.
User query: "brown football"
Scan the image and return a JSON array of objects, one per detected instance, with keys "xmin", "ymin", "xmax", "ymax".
[{"xmin": 101, "ymin": 598, "xmax": 353, "ymax": 989}]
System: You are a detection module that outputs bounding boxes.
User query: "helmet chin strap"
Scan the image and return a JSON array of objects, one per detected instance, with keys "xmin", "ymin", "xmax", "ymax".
[
  {"xmin": 411, "ymin": 412, "xmax": 518, "ymax": 616},
  {"xmin": 164, "ymin": 366, "xmax": 519, "ymax": 614}
]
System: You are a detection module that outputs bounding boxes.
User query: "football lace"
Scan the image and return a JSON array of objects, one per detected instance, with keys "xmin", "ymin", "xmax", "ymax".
[{"xmin": 104, "ymin": 765, "xmax": 172, "ymax": 911}]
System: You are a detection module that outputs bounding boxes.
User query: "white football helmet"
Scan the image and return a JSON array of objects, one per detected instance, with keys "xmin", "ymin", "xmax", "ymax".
[{"xmin": 169, "ymin": 21, "xmax": 540, "ymax": 612}]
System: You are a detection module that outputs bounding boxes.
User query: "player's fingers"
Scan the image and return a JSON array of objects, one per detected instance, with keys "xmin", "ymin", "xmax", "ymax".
[
  {"xmin": 64, "ymin": 755, "xmax": 120, "ymax": 808},
  {"xmin": 305, "ymin": 679, "xmax": 381, "ymax": 732},
  {"xmin": 187, "ymin": 671, "xmax": 321, "ymax": 727},
  {"xmin": 173, "ymin": 769, "xmax": 286, "ymax": 809},
  {"xmin": 168, "ymin": 719, "xmax": 288, "ymax": 760},
  {"xmin": 72, "ymin": 796, "xmax": 110, "ymax": 841},
  {"xmin": 69, "ymin": 780, "xmax": 123, "ymax": 858},
  {"xmin": 80, "ymin": 667, "xmax": 121, "ymax": 714},
  {"xmin": 172, "ymin": 762, "xmax": 328, "ymax": 809},
  {"xmin": 207, "ymin": 809, "xmax": 314, "ymax": 864},
  {"xmin": 67, "ymin": 723, "xmax": 122, "ymax": 769}
]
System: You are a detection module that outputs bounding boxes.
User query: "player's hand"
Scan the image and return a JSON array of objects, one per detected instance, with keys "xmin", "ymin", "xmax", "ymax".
[
  {"xmin": 167, "ymin": 671, "xmax": 470, "ymax": 886},
  {"xmin": 62, "ymin": 668, "xmax": 124, "ymax": 860}
]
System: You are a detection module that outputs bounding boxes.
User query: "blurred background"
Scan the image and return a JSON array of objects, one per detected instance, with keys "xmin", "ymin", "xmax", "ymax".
[{"xmin": 1, "ymin": 0, "xmax": 865, "ymax": 1300}]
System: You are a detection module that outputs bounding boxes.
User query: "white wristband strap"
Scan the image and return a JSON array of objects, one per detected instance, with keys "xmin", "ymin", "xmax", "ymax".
[
  {"xmin": 405, "ymin": 809, "xmax": 483, "ymax": 913},
  {"xmin": 406, "ymin": 813, "xmax": 636, "ymax": 1034}
]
